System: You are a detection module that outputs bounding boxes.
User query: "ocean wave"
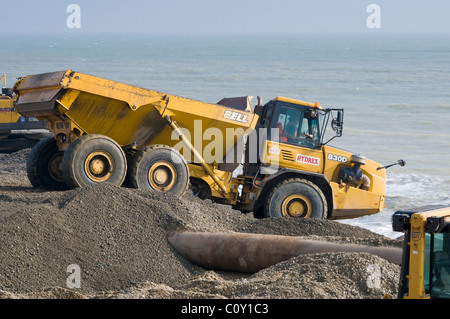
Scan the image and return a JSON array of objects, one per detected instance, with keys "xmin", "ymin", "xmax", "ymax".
[{"xmin": 386, "ymin": 173, "xmax": 450, "ymax": 206}]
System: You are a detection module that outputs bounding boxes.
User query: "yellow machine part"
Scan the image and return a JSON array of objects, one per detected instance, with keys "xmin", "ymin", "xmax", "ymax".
[
  {"xmin": 188, "ymin": 163, "xmax": 237, "ymax": 202},
  {"xmin": 0, "ymin": 97, "xmax": 19, "ymax": 127},
  {"xmin": 404, "ymin": 207, "xmax": 450, "ymax": 299},
  {"xmin": 261, "ymin": 139, "xmax": 386, "ymax": 219},
  {"xmin": 325, "ymin": 146, "xmax": 386, "ymax": 219}
]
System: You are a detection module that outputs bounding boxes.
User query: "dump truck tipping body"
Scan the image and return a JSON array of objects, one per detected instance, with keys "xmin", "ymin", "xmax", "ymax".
[{"xmin": 14, "ymin": 70, "xmax": 258, "ymax": 158}]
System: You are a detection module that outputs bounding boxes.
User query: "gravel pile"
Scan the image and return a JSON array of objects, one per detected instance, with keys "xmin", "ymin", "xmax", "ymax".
[{"xmin": 0, "ymin": 149, "xmax": 402, "ymax": 299}]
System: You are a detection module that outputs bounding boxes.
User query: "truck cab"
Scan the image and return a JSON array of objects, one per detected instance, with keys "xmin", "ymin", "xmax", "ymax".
[{"xmin": 240, "ymin": 96, "xmax": 386, "ymax": 220}]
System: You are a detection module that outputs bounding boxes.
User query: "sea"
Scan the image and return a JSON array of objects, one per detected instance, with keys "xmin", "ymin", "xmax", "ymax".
[{"xmin": 1, "ymin": 32, "xmax": 449, "ymax": 239}]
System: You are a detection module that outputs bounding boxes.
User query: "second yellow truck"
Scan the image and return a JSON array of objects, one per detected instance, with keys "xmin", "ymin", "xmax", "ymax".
[
  {"xmin": 0, "ymin": 74, "xmax": 47, "ymax": 153},
  {"xmin": 13, "ymin": 70, "xmax": 396, "ymax": 220}
]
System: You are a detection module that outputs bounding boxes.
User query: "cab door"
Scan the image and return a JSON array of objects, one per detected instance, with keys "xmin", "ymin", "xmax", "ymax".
[{"xmin": 263, "ymin": 103, "xmax": 324, "ymax": 174}]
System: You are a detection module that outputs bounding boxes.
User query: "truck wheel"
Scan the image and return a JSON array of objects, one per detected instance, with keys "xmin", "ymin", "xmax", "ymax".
[
  {"xmin": 264, "ymin": 178, "xmax": 327, "ymax": 219},
  {"xmin": 27, "ymin": 137, "xmax": 66, "ymax": 189},
  {"xmin": 127, "ymin": 145, "xmax": 189, "ymax": 197},
  {"xmin": 62, "ymin": 134, "xmax": 127, "ymax": 188}
]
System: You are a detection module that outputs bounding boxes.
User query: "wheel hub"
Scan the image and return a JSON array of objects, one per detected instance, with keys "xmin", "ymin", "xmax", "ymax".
[
  {"xmin": 48, "ymin": 153, "xmax": 64, "ymax": 182},
  {"xmin": 281, "ymin": 194, "xmax": 312, "ymax": 218},
  {"xmin": 148, "ymin": 161, "xmax": 176, "ymax": 191},
  {"xmin": 84, "ymin": 151, "xmax": 113, "ymax": 182}
]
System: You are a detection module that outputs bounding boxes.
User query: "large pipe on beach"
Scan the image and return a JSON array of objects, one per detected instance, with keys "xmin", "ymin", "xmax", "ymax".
[{"xmin": 167, "ymin": 231, "xmax": 402, "ymax": 273}]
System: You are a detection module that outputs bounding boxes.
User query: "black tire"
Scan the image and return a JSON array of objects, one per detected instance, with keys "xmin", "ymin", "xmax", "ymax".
[
  {"xmin": 264, "ymin": 178, "xmax": 327, "ymax": 219},
  {"xmin": 27, "ymin": 137, "xmax": 67, "ymax": 189},
  {"xmin": 1, "ymin": 137, "xmax": 37, "ymax": 154},
  {"xmin": 252, "ymin": 206, "xmax": 265, "ymax": 219},
  {"xmin": 189, "ymin": 177, "xmax": 212, "ymax": 200},
  {"xmin": 126, "ymin": 144, "xmax": 189, "ymax": 197},
  {"xmin": 62, "ymin": 134, "xmax": 127, "ymax": 189}
]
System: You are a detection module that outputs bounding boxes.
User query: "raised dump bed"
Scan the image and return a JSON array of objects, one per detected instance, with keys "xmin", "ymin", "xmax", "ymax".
[
  {"xmin": 14, "ymin": 70, "xmax": 258, "ymax": 154},
  {"xmin": 14, "ymin": 70, "xmax": 258, "ymax": 198}
]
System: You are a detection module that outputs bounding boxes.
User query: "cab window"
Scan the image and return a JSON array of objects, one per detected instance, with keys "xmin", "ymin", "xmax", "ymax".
[
  {"xmin": 426, "ymin": 233, "xmax": 450, "ymax": 298},
  {"xmin": 272, "ymin": 105, "xmax": 320, "ymax": 149}
]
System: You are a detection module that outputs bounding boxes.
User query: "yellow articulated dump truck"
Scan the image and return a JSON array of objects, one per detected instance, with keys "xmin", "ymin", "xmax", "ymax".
[
  {"xmin": 13, "ymin": 70, "xmax": 397, "ymax": 220},
  {"xmin": 0, "ymin": 74, "xmax": 48, "ymax": 153},
  {"xmin": 392, "ymin": 205, "xmax": 450, "ymax": 299}
]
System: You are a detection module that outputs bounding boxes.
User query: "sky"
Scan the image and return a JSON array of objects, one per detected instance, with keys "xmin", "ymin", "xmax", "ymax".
[{"xmin": 1, "ymin": 0, "xmax": 450, "ymax": 36}]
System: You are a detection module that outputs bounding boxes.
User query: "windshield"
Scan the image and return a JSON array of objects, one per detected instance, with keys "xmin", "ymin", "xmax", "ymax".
[
  {"xmin": 425, "ymin": 233, "xmax": 450, "ymax": 298},
  {"xmin": 270, "ymin": 102, "xmax": 321, "ymax": 149}
]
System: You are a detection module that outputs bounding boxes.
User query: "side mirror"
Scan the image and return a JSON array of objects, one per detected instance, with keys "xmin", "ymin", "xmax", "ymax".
[
  {"xmin": 331, "ymin": 110, "xmax": 343, "ymax": 135},
  {"xmin": 337, "ymin": 110, "xmax": 343, "ymax": 125}
]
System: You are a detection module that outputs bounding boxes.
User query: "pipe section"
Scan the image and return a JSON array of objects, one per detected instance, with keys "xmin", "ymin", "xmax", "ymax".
[{"xmin": 167, "ymin": 231, "xmax": 402, "ymax": 273}]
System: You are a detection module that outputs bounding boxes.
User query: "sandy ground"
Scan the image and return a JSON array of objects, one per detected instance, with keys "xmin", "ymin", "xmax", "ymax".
[{"xmin": 0, "ymin": 149, "xmax": 402, "ymax": 299}]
